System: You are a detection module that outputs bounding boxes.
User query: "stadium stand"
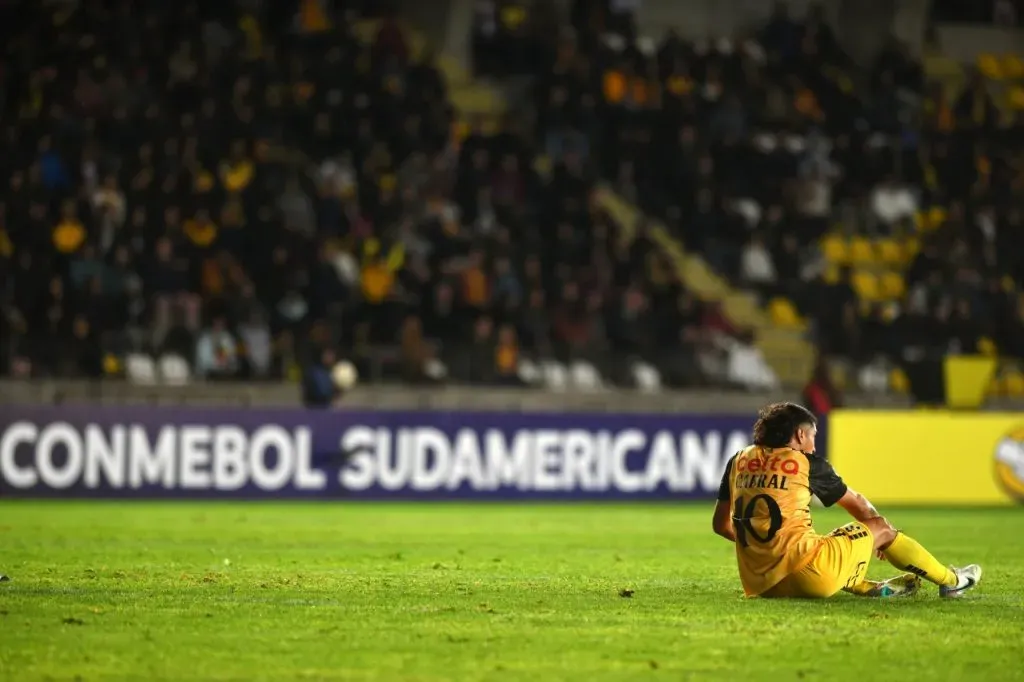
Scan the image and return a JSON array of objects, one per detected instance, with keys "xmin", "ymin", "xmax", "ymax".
[
  {"xmin": 2, "ymin": 0, "xmax": 1022, "ymax": 403},
  {"xmin": 0, "ymin": 0, "xmax": 686, "ymax": 392},
  {"xmin": 505, "ymin": 0, "xmax": 1024, "ymax": 400}
]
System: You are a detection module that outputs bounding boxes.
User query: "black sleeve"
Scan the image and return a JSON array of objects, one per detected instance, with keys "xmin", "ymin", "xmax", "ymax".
[
  {"xmin": 717, "ymin": 454, "xmax": 736, "ymax": 502},
  {"xmin": 808, "ymin": 455, "xmax": 848, "ymax": 507}
]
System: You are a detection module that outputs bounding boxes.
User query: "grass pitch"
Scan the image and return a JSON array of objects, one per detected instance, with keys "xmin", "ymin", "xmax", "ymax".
[{"xmin": 1, "ymin": 502, "xmax": 1022, "ymax": 682}]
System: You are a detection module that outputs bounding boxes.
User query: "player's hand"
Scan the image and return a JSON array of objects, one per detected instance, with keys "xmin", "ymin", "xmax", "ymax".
[{"xmin": 876, "ymin": 549, "xmax": 886, "ymax": 560}]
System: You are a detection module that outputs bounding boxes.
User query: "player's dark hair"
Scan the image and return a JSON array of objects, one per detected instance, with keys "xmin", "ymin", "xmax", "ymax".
[{"xmin": 752, "ymin": 402, "xmax": 817, "ymax": 448}]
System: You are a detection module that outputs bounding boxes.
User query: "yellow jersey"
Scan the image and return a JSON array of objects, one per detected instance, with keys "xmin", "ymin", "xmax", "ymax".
[{"xmin": 717, "ymin": 444, "xmax": 849, "ymax": 597}]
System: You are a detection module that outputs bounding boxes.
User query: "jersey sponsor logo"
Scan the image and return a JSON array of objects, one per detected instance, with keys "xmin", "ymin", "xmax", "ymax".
[
  {"xmin": 993, "ymin": 426, "xmax": 1024, "ymax": 503},
  {"xmin": 734, "ymin": 455, "xmax": 800, "ymax": 475}
]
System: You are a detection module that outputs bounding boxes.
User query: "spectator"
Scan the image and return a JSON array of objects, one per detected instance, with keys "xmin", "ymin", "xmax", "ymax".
[
  {"xmin": 195, "ymin": 316, "xmax": 239, "ymax": 380},
  {"xmin": 802, "ymin": 357, "xmax": 843, "ymax": 416},
  {"xmin": 302, "ymin": 347, "xmax": 339, "ymax": 409},
  {"xmin": 740, "ymin": 235, "xmax": 778, "ymax": 293}
]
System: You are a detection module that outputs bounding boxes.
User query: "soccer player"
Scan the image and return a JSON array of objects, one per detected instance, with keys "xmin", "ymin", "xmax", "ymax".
[{"xmin": 712, "ymin": 402, "xmax": 981, "ymax": 599}]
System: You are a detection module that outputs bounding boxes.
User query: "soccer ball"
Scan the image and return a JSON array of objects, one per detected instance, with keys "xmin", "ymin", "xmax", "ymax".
[{"xmin": 331, "ymin": 361, "xmax": 359, "ymax": 391}]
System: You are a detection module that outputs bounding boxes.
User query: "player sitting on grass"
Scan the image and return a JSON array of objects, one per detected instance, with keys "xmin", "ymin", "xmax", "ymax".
[{"xmin": 712, "ymin": 402, "xmax": 981, "ymax": 599}]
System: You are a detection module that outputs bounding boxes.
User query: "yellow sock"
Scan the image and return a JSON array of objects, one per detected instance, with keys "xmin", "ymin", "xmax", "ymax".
[{"xmin": 883, "ymin": 532, "xmax": 957, "ymax": 587}]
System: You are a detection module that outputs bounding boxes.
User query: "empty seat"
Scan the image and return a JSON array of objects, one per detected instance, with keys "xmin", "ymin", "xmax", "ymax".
[
  {"xmin": 851, "ymin": 270, "xmax": 881, "ymax": 301},
  {"xmin": 570, "ymin": 361, "xmax": 603, "ymax": 391},
  {"xmin": 768, "ymin": 297, "xmax": 801, "ymax": 328},
  {"xmin": 540, "ymin": 360, "xmax": 569, "ymax": 391},
  {"xmin": 158, "ymin": 354, "xmax": 191, "ymax": 385},
  {"xmin": 1009, "ymin": 85, "xmax": 1024, "ymax": 110},
  {"xmin": 858, "ymin": 364, "xmax": 888, "ymax": 393},
  {"xmin": 848, "ymin": 236, "xmax": 875, "ymax": 265},
  {"xmin": 125, "ymin": 353, "xmax": 157, "ymax": 385},
  {"xmin": 977, "ymin": 337, "xmax": 998, "ymax": 356},
  {"xmin": 828, "ymin": 363, "xmax": 848, "ymax": 390},
  {"xmin": 978, "ymin": 53, "xmax": 1004, "ymax": 80},
  {"xmin": 1003, "ymin": 53, "xmax": 1024, "ymax": 79},
  {"xmin": 1005, "ymin": 371, "xmax": 1024, "ymax": 397},
  {"xmin": 102, "ymin": 354, "xmax": 121, "ymax": 376},
  {"xmin": 901, "ymin": 236, "xmax": 921, "ymax": 263},
  {"xmin": 631, "ymin": 360, "xmax": 662, "ymax": 393},
  {"xmin": 889, "ymin": 367, "xmax": 910, "ymax": 394},
  {"xmin": 928, "ymin": 206, "xmax": 947, "ymax": 228},
  {"xmin": 876, "ymin": 238, "xmax": 902, "ymax": 265},
  {"xmin": 913, "ymin": 210, "xmax": 928, "ymax": 232},
  {"xmin": 517, "ymin": 358, "xmax": 542, "ymax": 385},
  {"xmin": 821, "ymin": 234, "xmax": 849, "ymax": 264},
  {"xmin": 879, "ymin": 271, "xmax": 906, "ymax": 299}
]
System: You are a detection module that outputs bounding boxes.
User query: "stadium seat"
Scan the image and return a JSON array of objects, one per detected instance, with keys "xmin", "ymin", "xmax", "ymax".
[
  {"xmin": 424, "ymin": 358, "xmax": 448, "ymax": 381},
  {"xmin": 540, "ymin": 360, "xmax": 569, "ymax": 391},
  {"xmin": 928, "ymin": 206, "xmax": 947, "ymax": 228},
  {"xmin": 913, "ymin": 210, "xmax": 928, "ymax": 232},
  {"xmin": 102, "ymin": 353, "xmax": 121, "ymax": 376},
  {"xmin": 977, "ymin": 337, "xmax": 998, "ymax": 356},
  {"xmin": 821, "ymin": 234, "xmax": 849, "ymax": 264},
  {"xmin": 158, "ymin": 354, "xmax": 191, "ymax": 385},
  {"xmin": 125, "ymin": 353, "xmax": 157, "ymax": 385},
  {"xmin": 978, "ymin": 53, "xmax": 1004, "ymax": 80},
  {"xmin": 851, "ymin": 270, "xmax": 881, "ymax": 301},
  {"xmin": 1002, "ymin": 53, "xmax": 1024, "ymax": 79},
  {"xmin": 848, "ymin": 236, "xmax": 875, "ymax": 265},
  {"xmin": 768, "ymin": 297, "xmax": 801, "ymax": 328},
  {"xmin": 902, "ymin": 236, "xmax": 921, "ymax": 263},
  {"xmin": 569, "ymin": 361, "xmax": 603, "ymax": 391},
  {"xmin": 517, "ymin": 358, "xmax": 542, "ymax": 385},
  {"xmin": 889, "ymin": 367, "xmax": 910, "ymax": 394},
  {"xmin": 1009, "ymin": 86, "xmax": 1024, "ymax": 110},
  {"xmin": 828, "ymin": 363, "xmax": 848, "ymax": 390},
  {"xmin": 858, "ymin": 364, "xmax": 888, "ymax": 393},
  {"xmin": 876, "ymin": 238, "xmax": 902, "ymax": 266},
  {"xmin": 1005, "ymin": 371, "xmax": 1024, "ymax": 397},
  {"xmin": 631, "ymin": 360, "xmax": 662, "ymax": 393},
  {"xmin": 879, "ymin": 271, "xmax": 906, "ymax": 300}
]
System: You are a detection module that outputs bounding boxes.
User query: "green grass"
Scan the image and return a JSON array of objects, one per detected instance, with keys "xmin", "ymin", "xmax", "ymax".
[{"xmin": 1, "ymin": 503, "xmax": 1022, "ymax": 682}]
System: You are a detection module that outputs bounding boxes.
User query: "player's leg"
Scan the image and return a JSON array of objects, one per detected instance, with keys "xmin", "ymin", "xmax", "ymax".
[
  {"xmin": 862, "ymin": 516, "xmax": 981, "ymax": 598},
  {"xmin": 830, "ymin": 522, "xmax": 920, "ymax": 598},
  {"xmin": 763, "ymin": 528, "xmax": 872, "ymax": 599}
]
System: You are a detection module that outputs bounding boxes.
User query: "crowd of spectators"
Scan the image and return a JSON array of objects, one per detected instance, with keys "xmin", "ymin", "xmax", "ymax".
[
  {"xmin": 491, "ymin": 0, "xmax": 1024, "ymax": 395},
  {"xmin": 5, "ymin": 0, "xmax": 1023, "ymax": 397},
  {"xmin": 2, "ymin": 0, "xmax": 724, "ymax": 392}
]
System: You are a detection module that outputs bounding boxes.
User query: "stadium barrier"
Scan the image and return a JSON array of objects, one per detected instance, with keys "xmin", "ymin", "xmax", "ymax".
[
  {"xmin": 0, "ymin": 405, "xmax": 795, "ymax": 499},
  {"xmin": 829, "ymin": 410, "xmax": 1024, "ymax": 506}
]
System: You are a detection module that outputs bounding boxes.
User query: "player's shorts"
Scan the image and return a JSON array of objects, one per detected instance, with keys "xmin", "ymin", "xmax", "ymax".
[{"xmin": 761, "ymin": 522, "xmax": 875, "ymax": 599}]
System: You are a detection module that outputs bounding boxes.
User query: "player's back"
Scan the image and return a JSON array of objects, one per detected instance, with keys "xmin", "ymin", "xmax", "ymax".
[{"xmin": 723, "ymin": 444, "xmax": 829, "ymax": 596}]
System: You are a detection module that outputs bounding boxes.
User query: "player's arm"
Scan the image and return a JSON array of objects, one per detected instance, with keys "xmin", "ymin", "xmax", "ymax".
[
  {"xmin": 836, "ymin": 487, "xmax": 884, "ymax": 523},
  {"xmin": 712, "ymin": 455, "xmax": 736, "ymax": 542}
]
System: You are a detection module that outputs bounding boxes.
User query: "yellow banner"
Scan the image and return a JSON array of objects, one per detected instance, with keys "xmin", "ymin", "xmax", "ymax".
[{"xmin": 829, "ymin": 411, "xmax": 1024, "ymax": 506}]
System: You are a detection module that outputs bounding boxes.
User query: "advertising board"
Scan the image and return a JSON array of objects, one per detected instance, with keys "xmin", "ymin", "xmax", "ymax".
[
  {"xmin": 0, "ymin": 405, "xmax": 769, "ymax": 500},
  {"xmin": 829, "ymin": 411, "xmax": 1024, "ymax": 506}
]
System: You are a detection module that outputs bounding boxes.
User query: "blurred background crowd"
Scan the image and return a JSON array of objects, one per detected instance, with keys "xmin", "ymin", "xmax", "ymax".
[{"xmin": 1, "ymin": 0, "xmax": 1023, "ymax": 407}]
